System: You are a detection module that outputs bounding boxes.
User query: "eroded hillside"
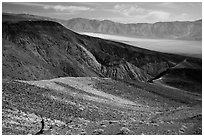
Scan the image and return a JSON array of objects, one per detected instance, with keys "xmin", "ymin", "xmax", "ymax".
[{"xmin": 2, "ymin": 14, "xmax": 201, "ymax": 82}]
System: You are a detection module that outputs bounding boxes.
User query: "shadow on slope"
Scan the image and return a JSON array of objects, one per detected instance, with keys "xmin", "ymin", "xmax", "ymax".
[{"xmin": 148, "ymin": 59, "xmax": 202, "ymax": 94}]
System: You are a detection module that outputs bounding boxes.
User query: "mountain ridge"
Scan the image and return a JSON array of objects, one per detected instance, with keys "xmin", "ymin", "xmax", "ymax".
[
  {"xmin": 65, "ymin": 18, "xmax": 202, "ymax": 40},
  {"xmin": 2, "ymin": 13, "xmax": 202, "ymax": 89},
  {"xmin": 2, "ymin": 12, "xmax": 202, "ymax": 40}
]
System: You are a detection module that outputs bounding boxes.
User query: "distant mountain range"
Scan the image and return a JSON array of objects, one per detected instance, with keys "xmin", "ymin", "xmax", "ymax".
[
  {"xmin": 65, "ymin": 18, "xmax": 202, "ymax": 40},
  {"xmin": 3, "ymin": 13, "xmax": 202, "ymax": 40}
]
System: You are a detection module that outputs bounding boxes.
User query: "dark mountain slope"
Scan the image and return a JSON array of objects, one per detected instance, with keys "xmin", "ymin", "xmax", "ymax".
[
  {"xmin": 3, "ymin": 21, "xmax": 102, "ymax": 80},
  {"xmin": 2, "ymin": 12, "xmax": 58, "ymax": 23},
  {"xmin": 65, "ymin": 18, "xmax": 202, "ymax": 40},
  {"xmin": 148, "ymin": 60, "xmax": 202, "ymax": 94},
  {"xmin": 2, "ymin": 14, "xmax": 201, "ymax": 82}
]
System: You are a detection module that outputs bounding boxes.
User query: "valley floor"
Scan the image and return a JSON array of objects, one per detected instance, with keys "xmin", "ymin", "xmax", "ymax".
[
  {"xmin": 2, "ymin": 77, "xmax": 202, "ymax": 135},
  {"xmin": 80, "ymin": 32, "xmax": 202, "ymax": 58}
]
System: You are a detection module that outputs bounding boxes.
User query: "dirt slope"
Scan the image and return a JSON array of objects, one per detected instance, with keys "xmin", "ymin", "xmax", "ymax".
[{"xmin": 2, "ymin": 77, "xmax": 202, "ymax": 135}]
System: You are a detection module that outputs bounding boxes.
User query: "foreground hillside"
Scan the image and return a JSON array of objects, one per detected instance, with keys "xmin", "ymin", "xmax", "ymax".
[{"xmin": 2, "ymin": 77, "xmax": 202, "ymax": 135}]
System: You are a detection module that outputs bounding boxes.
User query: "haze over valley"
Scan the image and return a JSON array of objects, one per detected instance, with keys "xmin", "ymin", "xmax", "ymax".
[{"xmin": 80, "ymin": 32, "xmax": 202, "ymax": 58}]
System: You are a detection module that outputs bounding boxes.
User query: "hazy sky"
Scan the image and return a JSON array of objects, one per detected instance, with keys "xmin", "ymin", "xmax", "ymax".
[{"xmin": 2, "ymin": 2, "xmax": 202, "ymax": 23}]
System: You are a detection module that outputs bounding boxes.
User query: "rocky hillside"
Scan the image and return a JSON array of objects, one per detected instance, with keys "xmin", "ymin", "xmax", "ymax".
[
  {"xmin": 65, "ymin": 18, "xmax": 202, "ymax": 40},
  {"xmin": 2, "ymin": 77, "xmax": 202, "ymax": 135},
  {"xmin": 2, "ymin": 13, "xmax": 201, "ymax": 82}
]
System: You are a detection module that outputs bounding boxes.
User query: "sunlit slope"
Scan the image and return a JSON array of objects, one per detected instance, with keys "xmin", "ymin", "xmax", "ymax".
[{"xmin": 2, "ymin": 77, "xmax": 202, "ymax": 135}]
